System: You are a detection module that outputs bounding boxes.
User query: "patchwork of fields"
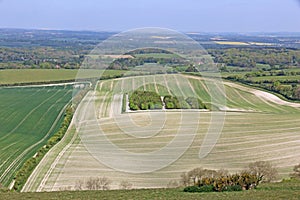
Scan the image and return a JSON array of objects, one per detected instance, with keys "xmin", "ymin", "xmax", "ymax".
[
  {"xmin": 0, "ymin": 85, "xmax": 73, "ymax": 187},
  {"xmin": 22, "ymin": 74, "xmax": 300, "ymax": 191}
]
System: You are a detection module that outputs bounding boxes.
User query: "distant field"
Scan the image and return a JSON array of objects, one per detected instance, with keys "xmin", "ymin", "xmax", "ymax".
[
  {"xmin": 0, "ymin": 69, "xmax": 124, "ymax": 84},
  {"xmin": 0, "ymin": 86, "xmax": 72, "ymax": 187},
  {"xmin": 251, "ymin": 75, "xmax": 300, "ymax": 81},
  {"xmin": 3, "ymin": 180, "xmax": 300, "ymax": 200},
  {"xmin": 213, "ymin": 41, "xmax": 249, "ymax": 45},
  {"xmin": 133, "ymin": 53, "xmax": 180, "ymax": 59},
  {"xmin": 23, "ymin": 74, "xmax": 300, "ymax": 192}
]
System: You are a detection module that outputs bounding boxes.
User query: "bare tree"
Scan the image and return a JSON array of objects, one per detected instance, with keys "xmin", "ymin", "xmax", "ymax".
[
  {"xmin": 86, "ymin": 177, "xmax": 96, "ymax": 190},
  {"xmin": 180, "ymin": 172, "xmax": 190, "ymax": 187},
  {"xmin": 85, "ymin": 177, "xmax": 112, "ymax": 190},
  {"xmin": 74, "ymin": 180, "xmax": 84, "ymax": 191},
  {"xmin": 166, "ymin": 180, "xmax": 179, "ymax": 188},
  {"xmin": 119, "ymin": 180, "xmax": 133, "ymax": 190},
  {"xmin": 188, "ymin": 167, "xmax": 204, "ymax": 185},
  {"xmin": 247, "ymin": 161, "xmax": 278, "ymax": 183},
  {"xmin": 98, "ymin": 177, "xmax": 112, "ymax": 190},
  {"xmin": 216, "ymin": 169, "xmax": 229, "ymax": 177},
  {"xmin": 290, "ymin": 163, "xmax": 300, "ymax": 179}
]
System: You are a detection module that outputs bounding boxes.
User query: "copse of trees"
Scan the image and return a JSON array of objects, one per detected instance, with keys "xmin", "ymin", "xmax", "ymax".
[
  {"xmin": 129, "ymin": 90, "xmax": 163, "ymax": 110},
  {"xmin": 128, "ymin": 91, "xmax": 208, "ymax": 111},
  {"xmin": 182, "ymin": 161, "xmax": 277, "ymax": 193},
  {"xmin": 163, "ymin": 96, "xmax": 207, "ymax": 109}
]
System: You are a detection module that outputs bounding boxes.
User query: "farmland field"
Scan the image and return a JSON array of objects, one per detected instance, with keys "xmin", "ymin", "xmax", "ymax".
[
  {"xmin": 22, "ymin": 74, "xmax": 300, "ymax": 192},
  {"xmin": 0, "ymin": 85, "xmax": 73, "ymax": 187},
  {"xmin": 0, "ymin": 69, "xmax": 124, "ymax": 85}
]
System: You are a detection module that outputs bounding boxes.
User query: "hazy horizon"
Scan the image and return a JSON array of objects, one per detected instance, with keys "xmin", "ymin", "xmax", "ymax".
[{"xmin": 0, "ymin": 0, "xmax": 300, "ymax": 32}]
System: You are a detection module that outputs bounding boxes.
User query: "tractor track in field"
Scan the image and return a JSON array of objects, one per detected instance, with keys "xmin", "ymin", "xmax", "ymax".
[
  {"xmin": 20, "ymin": 74, "xmax": 300, "ymax": 191},
  {"xmin": 0, "ymin": 91, "xmax": 71, "ymax": 185},
  {"xmin": 0, "ymin": 90, "xmax": 61, "ymax": 141},
  {"xmin": 22, "ymin": 91, "xmax": 92, "ymax": 192}
]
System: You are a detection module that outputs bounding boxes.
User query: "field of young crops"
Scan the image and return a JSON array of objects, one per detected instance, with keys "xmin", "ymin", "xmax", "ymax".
[
  {"xmin": 0, "ymin": 69, "xmax": 123, "ymax": 85},
  {"xmin": 0, "ymin": 85, "xmax": 73, "ymax": 187},
  {"xmin": 22, "ymin": 74, "xmax": 300, "ymax": 192}
]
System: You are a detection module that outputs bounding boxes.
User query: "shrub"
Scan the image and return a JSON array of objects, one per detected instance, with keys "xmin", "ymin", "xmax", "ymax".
[
  {"xmin": 198, "ymin": 185, "xmax": 214, "ymax": 192},
  {"xmin": 224, "ymin": 185, "xmax": 242, "ymax": 192},
  {"xmin": 183, "ymin": 185, "xmax": 214, "ymax": 193},
  {"xmin": 183, "ymin": 186, "xmax": 201, "ymax": 193}
]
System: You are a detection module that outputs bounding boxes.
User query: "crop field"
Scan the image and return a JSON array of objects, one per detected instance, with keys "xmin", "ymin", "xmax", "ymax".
[
  {"xmin": 213, "ymin": 41, "xmax": 250, "ymax": 46},
  {"xmin": 0, "ymin": 69, "xmax": 123, "ymax": 84},
  {"xmin": 133, "ymin": 53, "xmax": 180, "ymax": 59},
  {"xmin": 0, "ymin": 85, "xmax": 73, "ymax": 187},
  {"xmin": 22, "ymin": 74, "xmax": 300, "ymax": 192}
]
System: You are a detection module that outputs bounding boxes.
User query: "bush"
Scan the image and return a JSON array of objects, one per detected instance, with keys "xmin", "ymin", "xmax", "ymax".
[
  {"xmin": 183, "ymin": 185, "xmax": 214, "ymax": 193},
  {"xmin": 198, "ymin": 185, "xmax": 214, "ymax": 192},
  {"xmin": 183, "ymin": 186, "xmax": 201, "ymax": 193},
  {"xmin": 224, "ymin": 185, "xmax": 242, "ymax": 192}
]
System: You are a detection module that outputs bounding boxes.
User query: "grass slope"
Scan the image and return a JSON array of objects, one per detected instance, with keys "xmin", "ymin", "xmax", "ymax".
[
  {"xmin": 2, "ymin": 180, "xmax": 300, "ymax": 200},
  {"xmin": 0, "ymin": 86, "xmax": 72, "ymax": 187}
]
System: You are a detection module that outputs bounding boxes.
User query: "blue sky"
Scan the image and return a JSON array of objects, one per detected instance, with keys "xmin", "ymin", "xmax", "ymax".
[{"xmin": 0, "ymin": 0, "xmax": 300, "ymax": 32}]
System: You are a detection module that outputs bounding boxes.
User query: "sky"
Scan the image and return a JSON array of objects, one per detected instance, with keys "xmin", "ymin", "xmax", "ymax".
[{"xmin": 0, "ymin": 0, "xmax": 300, "ymax": 32}]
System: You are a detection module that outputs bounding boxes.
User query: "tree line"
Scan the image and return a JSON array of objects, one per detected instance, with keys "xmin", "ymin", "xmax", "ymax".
[{"xmin": 209, "ymin": 48, "xmax": 300, "ymax": 69}]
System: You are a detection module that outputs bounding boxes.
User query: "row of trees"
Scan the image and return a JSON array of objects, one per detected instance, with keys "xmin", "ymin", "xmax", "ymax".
[
  {"xmin": 181, "ymin": 161, "xmax": 278, "ymax": 193},
  {"xmin": 163, "ymin": 95, "xmax": 208, "ymax": 109},
  {"xmin": 227, "ymin": 75, "xmax": 300, "ymax": 100},
  {"xmin": 108, "ymin": 56, "xmax": 188, "ymax": 70},
  {"xmin": 209, "ymin": 48, "xmax": 300, "ymax": 69},
  {"xmin": 72, "ymin": 177, "xmax": 132, "ymax": 191},
  {"xmin": 13, "ymin": 106, "xmax": 74, "ymax": 191}
]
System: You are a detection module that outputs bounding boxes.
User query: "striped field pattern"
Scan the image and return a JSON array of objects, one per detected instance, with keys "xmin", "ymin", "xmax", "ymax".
[
  {"xmin": 22, "ymin": 74, "xmax": 300, "ymax": 191},
  {"xmin": 0, "ymin": 85, "xmax": 73, "ymax": 187}
]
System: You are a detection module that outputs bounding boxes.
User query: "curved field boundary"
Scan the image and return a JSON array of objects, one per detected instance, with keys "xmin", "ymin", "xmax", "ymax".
[
  {"xmin": 23, "ymin": 74, "xmax": 300, "ymax": 191},
  {"xmin": 1, "ymin": 94, "xmax": 71, "ymax": 186}
]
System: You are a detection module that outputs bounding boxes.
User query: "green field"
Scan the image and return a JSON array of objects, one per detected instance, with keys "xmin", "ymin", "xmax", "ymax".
[
  {"xmin": 22, "ymin": 74, "xmax": 300, "ymax": 192},
  {"xmin": 2, "ymin": 179, "xmax": 300, "ymax": 200},
  {"xmin": 251, "ymin": 75, "xmax": 300, "ymax": 81},
  {"xmin": 0, "ymin": 69, "xmax": 124, "ymax": 84},
  {"xmin": 0, "ymin": 85, "xmax": 73, "ymax": 187},
  {"xmin": 133, "ymin": 53, "xmax": 180, "ymax": 59}
]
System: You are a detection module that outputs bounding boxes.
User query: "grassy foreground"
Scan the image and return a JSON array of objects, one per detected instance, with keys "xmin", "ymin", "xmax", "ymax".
[{"xmin": 1, "ymin": 180, "xmax": 300, "ymax": 200}]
